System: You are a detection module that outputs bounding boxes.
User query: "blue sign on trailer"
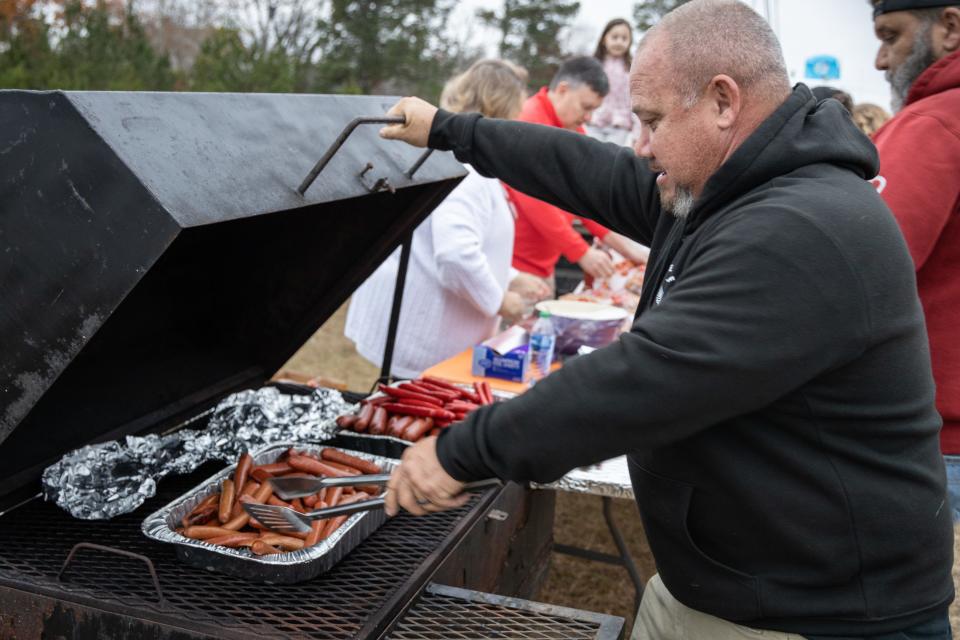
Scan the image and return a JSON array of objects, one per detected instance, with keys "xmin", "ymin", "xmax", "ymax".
[{"xmin": 805, "ymin": 55, "xmax": 841, "ymax": 80}]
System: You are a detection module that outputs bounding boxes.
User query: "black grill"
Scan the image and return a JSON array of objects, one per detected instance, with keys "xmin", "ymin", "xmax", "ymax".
[
  {"xmin": 0, "ymin": 463, "xmax": 489, "ymax": 639},
  {"xmin": 389, "ymin": 584, "xmax": 622, "ymax": 640}
]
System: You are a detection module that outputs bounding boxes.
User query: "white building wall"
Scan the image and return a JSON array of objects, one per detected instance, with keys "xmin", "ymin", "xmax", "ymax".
[{"xmin": 742, "ymin": 0, "xmax": 892, "ymax": 108}]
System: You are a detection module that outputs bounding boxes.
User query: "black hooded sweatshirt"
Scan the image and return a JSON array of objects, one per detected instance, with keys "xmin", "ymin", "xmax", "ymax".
[{"xmin": 430, "ymin": 85, "xmax": 954, "ymax": 635}]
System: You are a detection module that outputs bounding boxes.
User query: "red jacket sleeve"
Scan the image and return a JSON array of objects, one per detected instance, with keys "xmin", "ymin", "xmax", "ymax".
[
  {"xmin": 577, "ymin": 217, "xmax": 612, "ymax": 241},
  {"xmin": 876, "ymin": 113, "xmax": 960, "ymax": 269},
  {"xmin": 508, "ymin": 186, "xmax": 592, "ymax": 263}
]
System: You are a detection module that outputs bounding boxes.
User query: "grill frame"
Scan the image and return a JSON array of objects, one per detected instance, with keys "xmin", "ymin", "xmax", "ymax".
[
  {"xmin": 387, "ymin": 583, "xmax": 624, "ymax": 640},
  {"xmin": 0, "ymin": 462, "xmax": 501, "ymax": 639},
  {"xmin": 0, "ymin": 87, "xmax": 614, "ymax": 638}
]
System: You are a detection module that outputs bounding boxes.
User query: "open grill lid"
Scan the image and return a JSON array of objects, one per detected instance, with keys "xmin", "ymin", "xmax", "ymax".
[{"xmin": 0, "ymin": 90, "xmax": 466, "ymax": 487}]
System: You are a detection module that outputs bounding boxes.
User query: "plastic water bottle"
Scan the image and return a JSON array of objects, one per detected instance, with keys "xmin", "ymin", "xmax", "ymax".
[{"xmin": 528, "ymin": 310, "xmax": 556, "ymax": 383}]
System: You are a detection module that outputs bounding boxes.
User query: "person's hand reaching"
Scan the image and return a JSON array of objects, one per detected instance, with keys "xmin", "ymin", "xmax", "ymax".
[
  {"xmin": 379, "ymin": 97, "xmax": 439, "ymax": 148},
  {"xmin": 578, "ymin": 247, "xmax": 616, "ymax": 279},
  {"xmin": 509, "ymin": 272, "xmax": 551, "ymax": 303},
  {"xmin": 498, "ymin": 291, "xmax": 526, "ymax": 325}
]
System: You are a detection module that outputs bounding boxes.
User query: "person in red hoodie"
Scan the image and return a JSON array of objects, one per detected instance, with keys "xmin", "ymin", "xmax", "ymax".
[
  {"xmin": 870, "ymin": 0, "xmax": 960, "ymax": 514},
  {"xmin": 509, "ymin": 57, "xmax": 650, "ymax": 293}
]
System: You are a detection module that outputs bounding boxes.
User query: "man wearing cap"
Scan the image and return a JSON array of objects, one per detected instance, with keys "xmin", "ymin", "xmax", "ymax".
[{"xmin": 870, "ymin": 0, "xmax": 960, "ymax": 516}]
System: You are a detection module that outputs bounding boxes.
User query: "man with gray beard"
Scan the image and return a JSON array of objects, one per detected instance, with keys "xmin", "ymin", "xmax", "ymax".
[
  {"xmin": 378, "ymin": 0, "xmax": 953, "ymax": 637},
  {"xmin": 870, "ymin": 0, "xmax": 960, "ymax": 521}
]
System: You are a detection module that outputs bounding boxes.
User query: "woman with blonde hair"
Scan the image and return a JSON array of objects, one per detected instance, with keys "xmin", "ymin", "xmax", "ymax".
[
  {"xmin": 346, "ymin": 59, "xmax": 549, "ymax": 379},
  {"xmin": 441, "ymin": 59, "xmax": 529, "ymax": 115},
  {"xmin": 852, "ymin": 103, "xmax": 891, "ymax": 137}
]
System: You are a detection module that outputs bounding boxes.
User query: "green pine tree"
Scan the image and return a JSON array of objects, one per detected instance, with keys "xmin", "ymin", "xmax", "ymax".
[
  {"xmin": 48, "ymin": 1, "xmax": 174, "ymax": 90},
  {"xmin": 477, "ymin": 0, "xmax": 580, "ymax": 90},
  {"xmin": 313, "ymin": 0, "xmax": 462, "ymax": 100},
  {"xmin": 189, "ymin": 27, "xmax": 299, "ymax": 93},
  {"xmin": 0, "ymin": 13, "xmax": 56, "ymax": 88},
  {"xmin": 633, "ymin": 0, "xmax": 693, "ymax": 33}
]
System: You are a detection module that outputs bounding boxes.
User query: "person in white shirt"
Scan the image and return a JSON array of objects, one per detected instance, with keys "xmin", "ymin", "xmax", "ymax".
[{"xmin": 345, "ymin": 59, "xmax": 550, "ymax": 379}]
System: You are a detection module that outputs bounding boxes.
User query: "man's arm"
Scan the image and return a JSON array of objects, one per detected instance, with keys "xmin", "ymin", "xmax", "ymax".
[
  {"xmin": 381, "ymin": 98, "xmax": 661, "ymax": 246},
  {"xmin": 578, "ymin": 218, "xmax": 612, "ymax": 242},
  {"xmin": 602, "ymin": 232, "xmax": 650, "ymax": 265},
  {"xmin": 508, "ymin": 186, "xmax": 594, "ymax": 263},
  {"xmin": 876, "ymin": 114, "xmax": 960, "ymax": 269},
  {"xmin": 436, "ymin": 209, "xmax": 869, "ymax": 483},
  {"xmin": 508, "ymin": 187, "xmax": 614, "ymax": 278}
]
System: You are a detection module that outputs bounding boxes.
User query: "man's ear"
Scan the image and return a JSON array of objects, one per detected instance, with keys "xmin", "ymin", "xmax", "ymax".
[
  {"xmin": 940, "ymin": 7, "xmax": 960, "ymax": 54},
  {"xmin": 554, "ymin": 81, "xmax": 569, "ymax": 97},
  {"xmin": 707, "ymin": 74, "xmax": 742, "ymax": 130}
]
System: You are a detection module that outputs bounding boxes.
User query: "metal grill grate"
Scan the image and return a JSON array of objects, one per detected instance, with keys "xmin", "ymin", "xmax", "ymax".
[
  {"xmin": 0, "ymin": 463, "xmax": 487, "ymax": 639},
  {"xmin": 388, "ymin": 585, "xmax": 622, "ymax": 640}
]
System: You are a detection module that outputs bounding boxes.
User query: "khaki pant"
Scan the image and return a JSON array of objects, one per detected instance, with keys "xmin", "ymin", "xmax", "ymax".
[{"xmin": 631, "ymin": 574, "xmax": 804, "ymax": 640}]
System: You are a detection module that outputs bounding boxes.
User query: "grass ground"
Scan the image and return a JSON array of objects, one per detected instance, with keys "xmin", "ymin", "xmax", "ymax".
[{"xmin": 284, "ymin": 300, "xmax": 960, "ymax": 635}]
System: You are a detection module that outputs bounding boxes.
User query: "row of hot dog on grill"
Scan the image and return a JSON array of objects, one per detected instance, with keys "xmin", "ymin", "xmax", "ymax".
[
  {"xmin": 335, "ymin": 376, "xmax": 497, "ymax": 442},
  {"xmin": 175, "ymin": 447, "xmax": 382, "ymax": 555}
]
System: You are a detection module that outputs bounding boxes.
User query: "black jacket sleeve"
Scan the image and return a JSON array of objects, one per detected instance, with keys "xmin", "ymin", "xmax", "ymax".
[
  {"xmin": 435, "ymin": 206, "xmax": 871, "ymax": 483},
  {"xmin": 429, "ymin": 110, "xmax": 662, "ymax": 245}
]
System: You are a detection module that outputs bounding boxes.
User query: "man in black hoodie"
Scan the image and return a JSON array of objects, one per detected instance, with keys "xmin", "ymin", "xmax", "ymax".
[{"xmin": 380, "ymin": 0, "xmax": 954, "ymax": 637}]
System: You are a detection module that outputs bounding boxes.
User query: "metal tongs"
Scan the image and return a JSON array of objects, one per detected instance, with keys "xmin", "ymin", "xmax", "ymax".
[
  {"xmin": 269, "ymin": 474, "xmax": 392, "ymax": 500},
  {"xmin": 243, "ymin": 477, "xmax": 500, "ymax": 534}
]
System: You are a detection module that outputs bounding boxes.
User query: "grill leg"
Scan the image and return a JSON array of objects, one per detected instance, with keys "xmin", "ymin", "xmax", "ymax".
[
  {"xmin": 552, "ymin": 495, "xmax": 645, "ymax": 613},
  {"xmin": 380, "ymin": 230, "xmax": 413, "ymax": 382},
  {"xmin": 601, "ymin": 496, "xmax": 644, "ymax": 613}
]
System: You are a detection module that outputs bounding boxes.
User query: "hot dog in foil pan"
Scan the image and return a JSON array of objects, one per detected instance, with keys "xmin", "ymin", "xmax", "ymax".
[
  {"xmin": 141, "ymin": 443, "xmax": 395, "ymax": 583},
  {"xmin": 42, "ymin": 387, "xmax": 350, "ymax": 520}
]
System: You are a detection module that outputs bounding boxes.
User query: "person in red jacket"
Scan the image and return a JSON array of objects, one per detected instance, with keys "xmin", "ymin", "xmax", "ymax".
[
  {"xmin": 509, "ymin": 57, "xmax": 649, "ymax": 292},
  {"xmin": 870, "ymin": 0, "xmax": 960, "ymax": 514}
]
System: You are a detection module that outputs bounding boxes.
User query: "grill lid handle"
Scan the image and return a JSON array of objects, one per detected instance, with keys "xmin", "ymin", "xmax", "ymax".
[{"xmin": 297, "ymin": 116, "xmax": 435, "ymax": 195}]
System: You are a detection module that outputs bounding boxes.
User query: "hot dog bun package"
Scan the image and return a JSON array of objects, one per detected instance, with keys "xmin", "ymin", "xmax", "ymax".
[{"xmin": 471, "ymin": 325, "xmax": 532, "ymax": 383}]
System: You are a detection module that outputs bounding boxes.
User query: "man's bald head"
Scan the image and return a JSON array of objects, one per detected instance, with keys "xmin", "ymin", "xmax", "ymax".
[
  {"xmin": 640, "ymin": 0, "xmax": 790, "ymax": 106},
  {"xmin": 629, "ymin": 0, "xmax": 792, "ymax": 217}
]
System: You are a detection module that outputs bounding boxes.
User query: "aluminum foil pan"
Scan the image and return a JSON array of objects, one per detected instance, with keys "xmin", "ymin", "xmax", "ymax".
[{"xmin": 141, "ymin": 443, "xmax": 395, "ymax": 583}]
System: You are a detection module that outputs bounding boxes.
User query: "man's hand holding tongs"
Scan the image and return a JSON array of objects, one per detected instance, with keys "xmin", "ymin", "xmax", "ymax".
[{"xmin": 385, "ymin": 437, "xmax": 469, "ymax": 516}]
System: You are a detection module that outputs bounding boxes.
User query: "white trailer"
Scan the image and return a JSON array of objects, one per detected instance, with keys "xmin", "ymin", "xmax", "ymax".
[{"xmin": 742, "ymin": 0, "xmax": 892, "ymax": 108}]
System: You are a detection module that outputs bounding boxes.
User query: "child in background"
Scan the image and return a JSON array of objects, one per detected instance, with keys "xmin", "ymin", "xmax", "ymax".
[{"xmin": 586, "ymin": 19, "xmax": 640, "ymax": 146}]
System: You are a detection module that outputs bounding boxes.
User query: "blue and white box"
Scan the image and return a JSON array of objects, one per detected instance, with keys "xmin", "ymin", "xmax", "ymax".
[{"xmin": 471, "ymin": 326, "xmax": 531, "ymax": 383}]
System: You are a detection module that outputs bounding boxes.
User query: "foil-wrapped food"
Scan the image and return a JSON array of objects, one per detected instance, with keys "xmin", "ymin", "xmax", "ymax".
[{"xmin": 43, "ymin": 386, "xmax": 351, "ymax": 520}]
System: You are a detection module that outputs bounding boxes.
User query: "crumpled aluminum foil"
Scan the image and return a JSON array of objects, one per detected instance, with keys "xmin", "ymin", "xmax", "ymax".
[
  {"xmin": 43, "ymin": 387, "xmax": 351, "ymax": 520},
  {"xmin": 532, "ymin": 456, "xmax": 635, "ymax": 500}
]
